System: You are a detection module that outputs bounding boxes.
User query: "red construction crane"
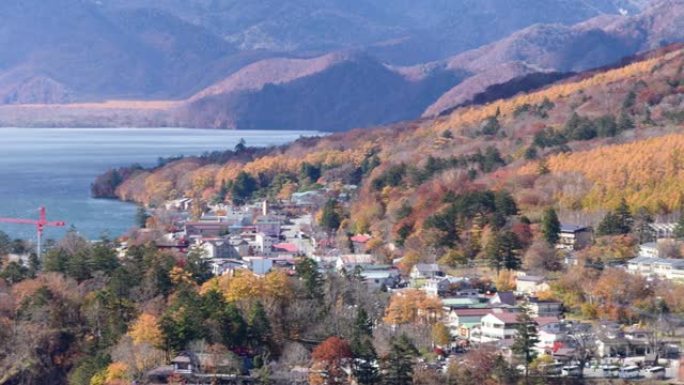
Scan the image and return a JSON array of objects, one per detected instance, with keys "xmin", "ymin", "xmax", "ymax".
[{"xmin": 0, "ymin": 207, "xmax": 66, "ymax": 258}]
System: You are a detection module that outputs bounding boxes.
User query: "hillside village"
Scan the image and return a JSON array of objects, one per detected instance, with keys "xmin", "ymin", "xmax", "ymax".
[
  {"xmin": 92, "ymin": 176, "xmax": 684, "ymax": 384},
  {"xmin": 61, "ymin": 44, "xmax": 684, "ymax": 385}
]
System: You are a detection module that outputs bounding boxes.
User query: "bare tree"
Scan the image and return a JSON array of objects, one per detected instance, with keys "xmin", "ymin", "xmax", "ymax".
[{"xmin": 565, "ymin": 322, "xmax": 596, "ymax": 378}]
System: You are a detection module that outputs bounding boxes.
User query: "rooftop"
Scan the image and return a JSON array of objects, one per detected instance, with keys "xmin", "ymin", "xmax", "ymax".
[
  {"xmin": 412, "ymin": 263, "xmax": 441, "ymax": 273},
  {"xmin": 487, "ymin": 312, "xmax": 521, "ymax": 324},
  {"xmin": 516, "ymin": 275, "xmax": 546, "ymax": 283},
  {"xmin": 560, "ymin": 224, "xmax": 591, "ymax": 233},
  {"xmin": 273, "ymin": 243, "xmax": 298, "ymax": 253},
  {"xmin": 351, "ymin": 234, "xmax": 372, "ymax": 243},
  {"xmin": 338, "ymin": 254, "xmax": 374, "ymax": 265}
]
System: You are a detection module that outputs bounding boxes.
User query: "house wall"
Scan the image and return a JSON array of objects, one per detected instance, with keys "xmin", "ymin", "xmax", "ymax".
[
  {"xmin": 530, "ymin": 302, "xmax": 562, "ymax": 317},
  {"xmin": 479, "ymin": 315, "xmax": 517, "ymax": 342}
]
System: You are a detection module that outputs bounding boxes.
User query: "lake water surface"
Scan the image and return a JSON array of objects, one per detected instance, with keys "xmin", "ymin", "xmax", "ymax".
[{"xmin": 0, "ymin": 128, "xmax": 314, "ymax": 241}]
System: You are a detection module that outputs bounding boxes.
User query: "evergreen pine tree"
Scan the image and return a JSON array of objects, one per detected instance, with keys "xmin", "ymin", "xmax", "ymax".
[
  {"xmin": 381, "ymin": 334, "xmax": 418, "ymax": 385},
  {"xmin": 248, "ymin": 301, "xmax": 272, "ymax": 349},
  {"xmin": 598, "ymin": 200, "xmax": 632, "ymax": 236},
  {"xmin": 487, "ymin": 231, "xmax": 522, "ymax": 273},
  {"xmin": 231, "ymin": 171, "xmax": 258, "ymax": 205},
  {"xmin": 352, "ymin": 336, "xmax": 380, "ymax": 385},
  {"xmin": 295, "ymin": 258, "xmax": 324, "ymax": 300},
  {"xmin": 501, "ymin": 231, "xmax": 522, "ymax": 270},
  {"xmin": 675, "ymin": 215, "xmax": 684, "ymax": 239},
  {"xmin": 354, "ymin": 308, "xmax": 373, "ymax": 338},
  {"xmin": 541, "ymin": 207, "xmax": 561, "ymax": 245},
  {"xmin": 482, "ymin": 116, "xmax": 501, "ymax": 135},
  {"xmin": 0, "ymin": 231, "xmax": 11, "ymax": 256},
  {"xmin": 512, "ymin": 303, "xmax": 540, "ymax": 385},
  {"xmin": 320, "ymin": 198, "xmax": 342, "ymax": 233},
  {"xmin": 218, "ymin": 302, "xmax": 247, "ymax": 348},
  {"xmin": 618, "ymin": 111, "xmax": 635, "ymax": 132},
  {"xmin": 235, "ymin": 138, "xmax": 247, "ymax": 153},
  {"xmin": 135, "ymin": 206, "xmax": 149, "ymax": 228},
  {"xmin": 615, "ymin": 197, "xmax": 633, "ymax": 234},
  {"xmin": 597, "ymin": 211, "xmax": 620, "ymax": 236},
  {"xmin": 160, "ymin": 288, "xmax": 206, "ymax": 353}
]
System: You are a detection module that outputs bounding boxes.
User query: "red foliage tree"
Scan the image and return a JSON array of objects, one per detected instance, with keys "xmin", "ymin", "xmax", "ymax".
[{"xmin": 310, "ymin": 337, "xmax": 353, "ymax": 385}]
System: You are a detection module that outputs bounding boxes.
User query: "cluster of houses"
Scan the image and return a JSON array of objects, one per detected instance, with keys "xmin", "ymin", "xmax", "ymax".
[
  {"xmin": 135, "ymin": 186, "xmax": 416, "ymax": 293},
  {"xmin": 142, "ymin": 196, "xmax": 326, "ymax": 278},
  {"xmin": 558, "ymin": 221, "xmax": 684, "ymax": 283},
  {"xmin": 142, "ymin": 192, "xmax": 684, "ymax": 382},
  {"xmin": 428, "ymin": 222, "xmax": 683, "ymax": 380},
  {"xmin": 627, "ymin": 223, "xmax": 684, "ymax": 281},
  {"xmin": 430, "ymin": 267, "xmax": 678, "ymax": 379}
]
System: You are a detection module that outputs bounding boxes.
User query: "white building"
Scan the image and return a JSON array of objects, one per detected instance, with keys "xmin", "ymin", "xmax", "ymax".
[
  {"xmin": 359, "ymin": 267, "xmax": 401, "ymax": 289},
  {"xmin": 243, "ymin": 256, "xmax": 274, "ymax": 275},
  {"xmin": 209, "ymin": 259, "xmax": 247, "ymax": 276},
  {"xmin": 627, "ymin": 256, "xmax": 684, "ymax": 281},
  {"xmin": 639, "ymin": 242, "xmax": 659, "ymax": 258},
  {"xmin": 478, "ymin": 312, "xmax": 522, "ymax": 342},
  {"xmin": 528, "ymin": 298, "xmax": 563, "ymax": 318},
  {"xmin": 516, "ymin": 275, "xmax": 550, "ymax": 295},
  {"xmin": 335, "ymin": 254, "xmax": 374, "ymax": 271},
  {"xmin": 409, "ymin": 263, "xmax": 442, "ymax": 280},
  {"xmin": 253, "ymin": 233, "xmax": 276, "ymax": 256},
  {"xmin": 649, "ymin": 223, "xmax": 677, "ymax": 240},
  {"xmin": 195, "ymin": 239, "xmax": 242, "ymax": 259},
  {"xmin": 422, "ymin": 278, "xmax": 451, "ymax": 296}
]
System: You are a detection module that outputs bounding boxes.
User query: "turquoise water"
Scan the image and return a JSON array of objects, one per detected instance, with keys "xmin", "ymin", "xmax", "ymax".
[{"xmin": 0, "ymin": 128, "xmax": 314, "ymax": 241}]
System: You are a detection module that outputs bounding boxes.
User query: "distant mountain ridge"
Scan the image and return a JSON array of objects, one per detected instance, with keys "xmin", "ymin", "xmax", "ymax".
[
  {"xmin": 96, "ymin": 0, "xmax": 646, "ymax": 64},
  {"xmin": 422, "ymin": 0, "xmax": 684, "ymax": 116},
  {"xmin": 0, "ymin": 0, "xmax": 681, "ymax": 131},
  {"xmin": 175, "ymin": 52, "xmax": 465, "ymax": 131}
]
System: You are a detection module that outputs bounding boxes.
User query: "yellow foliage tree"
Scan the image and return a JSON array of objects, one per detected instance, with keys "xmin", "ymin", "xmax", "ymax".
[
  {"xmin": 90, "ymin": 362, "xmax": 130, "ymax": 385},
  {"xmin": 518, "ymin": 134, "xmax": 684, "ymax": 212},
  {"xmin": 128, "ymin": 313, "xmax": 163, "ymax": 347},
  {"xmin": 262, "ymin": 270, "xmax": 293, "ymax": 302},
  {"xmin": 200, "ymin": 270, "xmax": 293, "ymax": 303},
  {"xmin": 495, "ymin": 270, "xmax": 516, "ymax": 292},
  {"xmin": 431, "ymin": 322, "xmax": 451, "ymax": 347},
  {"xmin": 169, "ymin": 266, "xmax": 195, "ymax": 287},
  {"xmin": 224, "ymin": 271, "xmax": 262, "ymax": 302}
]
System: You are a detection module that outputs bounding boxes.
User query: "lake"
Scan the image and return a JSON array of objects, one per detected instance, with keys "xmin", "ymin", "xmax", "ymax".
[{"xmin": 0, "ymin": 128, "xmax": 315, "ymax": 241}]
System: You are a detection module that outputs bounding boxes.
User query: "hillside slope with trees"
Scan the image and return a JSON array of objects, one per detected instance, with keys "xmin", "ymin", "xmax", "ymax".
[{"xmin": 94, "ymin": 44, "xmax": 684, "ymax": 261}]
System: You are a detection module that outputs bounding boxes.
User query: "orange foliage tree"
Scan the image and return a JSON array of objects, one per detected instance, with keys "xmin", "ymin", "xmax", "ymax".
[
  {"xmin": 383, "ymin": 289, "xmax": 443, "ymax": 325},
  {"xmin": 309, "ymin": 336, "xmax": 353, "ymax": 385}
]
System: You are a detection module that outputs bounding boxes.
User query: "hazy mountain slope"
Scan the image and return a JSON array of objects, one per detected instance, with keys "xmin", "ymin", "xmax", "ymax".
[
  {"xmin": 177, "ymin": 54, "xmax": 464, "ymax": 131},
  {"xmin": 189, "ymin": 53, "xmax": 352, "ymax": 101},
  {"xmin": 182, "ymin": 0, "xmax": 681, "ymax": 130},
  {"xmin": 0, "ymin": 0, "xmax": 152, "ymax": 102},
  {"xmin": 0, "ymin": 0, "xmax": 670, "ymax": 130},
  {"xmin": 97, "ymin": 0, "xmax": 642, "ymax": 64},
  {"xmin": 423, "ymin": 0, "xmax": 684, "ymax": 116},
  {"xmin": 0, "ymin": 0, "xmax": 251, "ymax": 102}
]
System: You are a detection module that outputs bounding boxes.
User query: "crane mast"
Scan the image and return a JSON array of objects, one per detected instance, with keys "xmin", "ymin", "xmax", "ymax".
[{"xmin": 0, "ymin": 207, "xmax": 66, "ymax": 258}]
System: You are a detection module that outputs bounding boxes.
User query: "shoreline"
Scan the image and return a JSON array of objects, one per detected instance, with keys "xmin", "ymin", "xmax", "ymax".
[{"xmin": 1, "ymin": 128, "xmax": 315, "ymax": 240}]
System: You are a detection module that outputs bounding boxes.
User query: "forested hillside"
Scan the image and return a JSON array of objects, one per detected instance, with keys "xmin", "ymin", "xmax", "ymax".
[{"xmin": 95, "ymin": 44, "xmax": 684, "ymax": 259}]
